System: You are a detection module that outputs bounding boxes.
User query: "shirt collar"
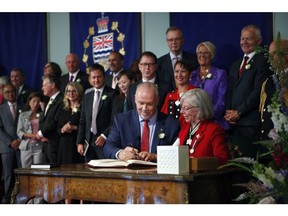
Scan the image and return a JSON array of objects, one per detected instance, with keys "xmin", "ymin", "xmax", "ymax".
[{"xmin": 138, "ymin": 111, "xmax": 158, "ymax": 125}]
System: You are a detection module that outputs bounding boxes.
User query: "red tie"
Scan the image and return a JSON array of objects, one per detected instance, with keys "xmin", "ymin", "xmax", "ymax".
[
  {"xmin": 141, "ymin": 120, "xmax": 150, "ymax": 152},
  {"xmin": 239, "ymin": 56, "xmax": 249, "ymax": 78}
]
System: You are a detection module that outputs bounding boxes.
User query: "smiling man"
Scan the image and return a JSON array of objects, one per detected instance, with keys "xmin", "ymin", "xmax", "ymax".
[
  {"xmin": 104, "ymin": 82, "xmax": 180, "ymax": 162},
  {"xmin": 225, "ymin": 24, "xmax": 272, "ymax": 159}
]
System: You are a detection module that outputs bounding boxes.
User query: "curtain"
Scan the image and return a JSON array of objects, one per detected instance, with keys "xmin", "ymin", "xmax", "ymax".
[
  {"xmin": 0, "ymin": 12, "xmax": 47, "ymax": 91},
  {"xmin": 170, "ymin": 12, "xmax": 273, "ymax": 72}
]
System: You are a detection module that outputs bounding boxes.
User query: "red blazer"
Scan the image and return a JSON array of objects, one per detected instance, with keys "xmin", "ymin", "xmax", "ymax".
[{"xmin": 178, "ymin": 120, "xmax": 230, "ymax": 165}]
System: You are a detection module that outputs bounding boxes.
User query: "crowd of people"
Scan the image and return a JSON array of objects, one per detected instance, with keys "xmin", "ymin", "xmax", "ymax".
[{"xmin": 0, "ymin": 23, "xmax": 284, "ymax": 204}]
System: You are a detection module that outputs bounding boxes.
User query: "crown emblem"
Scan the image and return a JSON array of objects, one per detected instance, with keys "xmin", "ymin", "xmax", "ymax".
[{"xmin": 97, "ymin": 13, "xmax": 109, "ymax": 34}]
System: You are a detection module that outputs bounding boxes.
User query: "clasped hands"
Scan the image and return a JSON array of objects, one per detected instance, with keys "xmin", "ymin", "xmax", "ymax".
[
  {"xmin": 118, "ymin": 146, "xmax": 157, "ymax": 162},
  {"xmin": 225, "ymin": 110, "xmax": 240, "ymax": 125}
]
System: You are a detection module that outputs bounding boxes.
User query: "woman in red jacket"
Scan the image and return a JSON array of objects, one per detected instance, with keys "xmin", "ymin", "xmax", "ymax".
[{"xmin": 178, "ymin": 88, "xmax": 230, "ymax": 165}]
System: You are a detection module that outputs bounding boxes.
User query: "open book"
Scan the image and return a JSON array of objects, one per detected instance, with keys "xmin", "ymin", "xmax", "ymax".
[{"xmin": 87, "ymin": 159, "xmax": 157, "ymax": 168}]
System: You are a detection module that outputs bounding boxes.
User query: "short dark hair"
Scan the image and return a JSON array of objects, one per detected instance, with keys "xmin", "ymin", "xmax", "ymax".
[
  {"xmin": 138, "ymin": 51, "xmax": 158, "ymax": 64},
  {"xmin": 89, "ymin": 63, "xmax": 105, "ymax": 76},
  {"xmin": 49, "ymin": 62, "xmax": 62, "ymax": 77}
]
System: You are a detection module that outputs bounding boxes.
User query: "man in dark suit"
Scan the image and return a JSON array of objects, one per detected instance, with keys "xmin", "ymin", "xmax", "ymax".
[
  {"xmin": 104, "ymin": 82, "xmax": 180, "ymax": 162},
  {"xmin": 105, "ymin": 51, "xmax": 124, "ymax": 91},
  {"xmin": 10, "ymin": 67, "xmax": 33, "ymax": 111},
  {"xmin": 60, "ymin": 53, "xmax": 90, "ymax": 93},
  {"xmin": 225, "ymin": 25, "xmax": 272, "ymax": 159},
  {"xmin": 126, "ymin": 51, "xmax": 170, "ymax": 112},
  {"xmin": 0, "ymin": 84, "xmax": 21, "ymax": 203},
  {"xmin": 77, "ymin": 63, "xmax": 118, "ymax": 161},
  {"xmin": 157, "ymin": 26, "xmax": 198, "ymax": 92},
  {"xmin": 36, "ymin": 74, "xmax": 63, "ymax": 164}
]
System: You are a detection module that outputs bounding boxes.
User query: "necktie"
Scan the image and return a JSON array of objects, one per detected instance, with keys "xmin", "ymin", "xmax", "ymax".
[
  {"xmin": 45, "ymin": 98, "xmax": 53, "ymax": 116},
  {"xmin": 91, "ymin": 90, "xmax": 100, "ymax": 135},
  {"xmin": 239, "ymin": 56, "xmax": 249, "ymax": 78},
  {"xmin": 112, "ymin": 76, "xmax": 117, "ymax": 89},
  {"xmin": 10, "ymin": 103, "xmax": 16, "ymax": 120},
  {"xmin": 69, "ymin": 75, "xmax": 74, "ymax": 82},
  {"xmin": 141, "ymin": 120, "xmax": 150, "ymax": 152}
]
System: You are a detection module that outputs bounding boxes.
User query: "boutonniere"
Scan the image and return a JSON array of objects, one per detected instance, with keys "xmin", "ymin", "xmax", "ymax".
[
  {"xmin": 206, "ymin": 73, "xmax": 212, "ymax": 79},
  {"xmin": 48, "ymin": 100, "xmax": 54, "ymax": 106},
  {"xmin": 196, "ymin": 134, "xmax": 201, "ymax": 140},
  {"xmin": 72, "ymin": 107, "xmax": 80, "ymax": 115},
  {"xmin": 76, "ymin": 78, "xmax": 81, "ymax": 83},
  {"xmin": 245, "ymin": 64, "xmax": 251, "ymax": 70},
  {"xmin": 21, "ymin": 90, "xmax": 26, "ymax": 95},
  {"xmin": 158, "ymin": 129, "xmax": 166, "ymax": 140},
  {"xmin": 101, "ymin": 95, "xmax": 107, "ymax": 100},
  {"xmin": 36, "ymin": 113, "xmax": 40, "ymax": 118},
  {"xmin": 18, "ymin": 109, "xmax": 22, "ymax": 114},
  {"xmin": 175, "ymin": 100, "xmax": 180, "ymax": 106}
]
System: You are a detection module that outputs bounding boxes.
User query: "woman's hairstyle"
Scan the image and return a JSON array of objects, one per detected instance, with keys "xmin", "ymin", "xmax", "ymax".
[
  {"xmin": 174, "ymin": 59, "xmax": 193, "ymax": 72},
  {"xmin": 196, "ymin": 41, "xmax": 216, "ymax": 59},
  {"xmin": 180, "ymin": 88, "xmax": 214, "ymax": 120},
  {"xmin": 63, "ymin": 82, "xmax": 84, "ymax": 110},
  {"xmin": 26, "ymin": 91, "xmax": 43, "ymax": 110}
]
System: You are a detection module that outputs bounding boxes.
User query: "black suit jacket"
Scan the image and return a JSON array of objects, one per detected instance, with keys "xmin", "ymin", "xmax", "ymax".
[
  {"xmin": 157, "ymin": 51, "xmax": 198, "ymax": 91},
  {"xmin": 126, "ymin": 78, "xmax": 170, "ymax": 112},
  {"xmin": 60, "ymin": 71, "xmax": 90, "ymax": 93},
  {"xmin": 39, "ymin": 93, "xmax": 63, "ymax": 157},
  {"xmin": 226, "ymin": 53, "xmax": 271, "ymax": 126},
  {"xmin": 77, "ymin": 85, "xmax": 118, "ymax": 145}
]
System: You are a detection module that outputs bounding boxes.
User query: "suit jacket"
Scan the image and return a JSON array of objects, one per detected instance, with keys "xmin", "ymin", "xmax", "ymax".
[
  {"xmin": 190, "ymin": 65, "xmax": 230, "ymax": 129},
  {"xmin": 60, "ymin": 71, "xmax": 90, "ymax": 93},
  {"xmin": 126, "ymin": 78, "xmax": 170, "ymax": 112},
  {"xmin": 77, "ymin": 85, "xmax": 118, "ymax": 145},
  {"xmin": 103, "ymin": 110, "xmax": 180, "ymax": 159},
  {"xmin": 178, "ymin": 120, "xmax": 230, "ymax": 165},
  {"xmin": 157, "ymin": 51, "xmax": 198, "ymax": 91},
  {"xmin": 0, "ymin": 102, "xmax": 20, "ymax": 153},
  {"xmin": 17, "ymin": 110, "xmax": 43, "ymax": 151},
  {"xmin": 226, "ymin": 53, "xmax": 271, "ymax": 126},
  {"xmin": 39, "ymin": 93, "xmax": 63, "ymax": 153},
  {"xmin": 17, "ymin": 84, "xmax": 33, "ymax": 111}
]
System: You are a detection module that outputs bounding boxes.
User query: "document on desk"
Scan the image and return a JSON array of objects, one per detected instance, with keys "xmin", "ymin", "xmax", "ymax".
[
  {"xmin": 30, "ymin": 164, "xmax": 59, "ymax": 169},
  {"xmin": 87, "ymin": 159, "xmax": 157, "ymax": 168}
]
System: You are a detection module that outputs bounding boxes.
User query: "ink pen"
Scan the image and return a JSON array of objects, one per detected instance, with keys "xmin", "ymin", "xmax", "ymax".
[{"xmin": 129, "ymin": 144, "xmax": 139, "ymax": 159}]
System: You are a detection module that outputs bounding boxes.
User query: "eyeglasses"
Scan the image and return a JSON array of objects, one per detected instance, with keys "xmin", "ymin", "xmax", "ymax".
[
  {"xmin": 167, "ymin": 38, "xmax": 182, "ymax": 43},
  {"xmin": 3, "ymin": 90, "xmax": 16, "ymax": 94},
  {"xmin": 139, "ymin": 63, "xmax": 156, "ymax": 67},
  {"xmin": 180, "ymin": 106, "xmax": 199, "ymax": 113},
  {"xmin": 196, "ymin": 52, "xmax": 210, "ymax": 56},
  {"xmin": 66, "ymin": 90, "xmax": 77, "ymax": 94}
]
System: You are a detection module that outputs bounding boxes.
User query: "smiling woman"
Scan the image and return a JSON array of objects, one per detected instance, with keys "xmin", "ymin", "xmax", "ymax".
[{"xmin": 178, "ymin": 88, "xmax": 230, "ymax": 165}]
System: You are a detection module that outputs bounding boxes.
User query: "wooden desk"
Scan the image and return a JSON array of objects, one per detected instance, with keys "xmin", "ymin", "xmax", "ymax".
[{"xmin": 12, "ymin": 164, "xmax": 249, "ymax": 204}]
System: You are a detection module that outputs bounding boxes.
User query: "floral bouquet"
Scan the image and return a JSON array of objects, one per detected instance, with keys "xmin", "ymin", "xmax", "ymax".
[{"xmin": 219, "ymin": 32, "xmax": 288, "ymax": 204}]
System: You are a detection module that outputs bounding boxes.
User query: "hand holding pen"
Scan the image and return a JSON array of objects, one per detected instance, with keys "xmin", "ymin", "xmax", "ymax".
[{"xmin": 129, "ymin": 144, "xmax": 139, "ymax": 160}]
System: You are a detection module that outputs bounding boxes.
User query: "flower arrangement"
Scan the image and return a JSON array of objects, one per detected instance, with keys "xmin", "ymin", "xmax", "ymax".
[{"xmin": 220, "ymin": 32, "xmax": 288, "ymax": 204}]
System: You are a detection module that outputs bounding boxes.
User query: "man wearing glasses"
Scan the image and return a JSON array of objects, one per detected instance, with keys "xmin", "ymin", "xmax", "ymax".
[
  {"xmin": 157, "ymin": 26, "xmax": 198, "ymax": 92},
  {"xmin": 126, "ymin": 51, "xmax": 170, "ymax": 111}
]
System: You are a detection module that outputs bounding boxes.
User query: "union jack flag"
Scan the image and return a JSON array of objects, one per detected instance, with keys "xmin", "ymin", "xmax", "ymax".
[{"xmin": 93, "ymin": 33, "xmax": 113, "ymax": 53}]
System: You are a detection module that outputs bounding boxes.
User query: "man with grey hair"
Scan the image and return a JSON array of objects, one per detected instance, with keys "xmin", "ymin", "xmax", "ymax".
[
  {"xmin": 104, "ymin": 82, "xmax": 180, "ymax": 162},
  {"xmin": 225, "ymin": 24, "xmax": 272, "ymax": 159}
]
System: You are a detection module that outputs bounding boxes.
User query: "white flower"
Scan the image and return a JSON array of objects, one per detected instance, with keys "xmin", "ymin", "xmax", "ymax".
[
  {"xmin": 175, "ymin": 100, "xmax": 180, "ymax": 106},
  {"xmin": 206, "ymin": 73, "xmax": 212, "ymax": 79},
  {"xmin": 36, "ymin": 113, "xmax": 40, "ymax": 118},
  {"xmin": 21, "ymin": 90, "xmax": 26, "ymax": 95},
  {"xmin": 76, "ymin": 79, "xmax": 81, "ymax": 83},
  {"xmin": 18, "ymin": 109, "xmax": 22, "ymax": 114},
  {"xmin": 101, "ymin": 95, "xmax": 107, "ymax": 100},
  {"xmin": 245, "ymin": 64, "xmax": 251, "ymax": 70},
  {"xmin": 158, "ymin": 129, "xmax": 165, "ymax": 139},
  {"xmin": 258, "ymin": 197, "xmax": 276, "ymax": 204}
]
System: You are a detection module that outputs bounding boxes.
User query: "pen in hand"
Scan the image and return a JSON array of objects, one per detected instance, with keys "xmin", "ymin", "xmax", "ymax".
[{"xmin": 129, "ymin": 144, "xmax": 139, "ymax": 159}]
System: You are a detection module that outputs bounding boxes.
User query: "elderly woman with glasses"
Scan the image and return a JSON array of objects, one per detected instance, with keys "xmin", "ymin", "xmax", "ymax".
[
  {"xmin": 190, "ymin": 41, "xmax": 229, "ymax": 130},
  {"xmin": 178, "ymin": 88, "xmax": 230, "ymax": 165}
]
